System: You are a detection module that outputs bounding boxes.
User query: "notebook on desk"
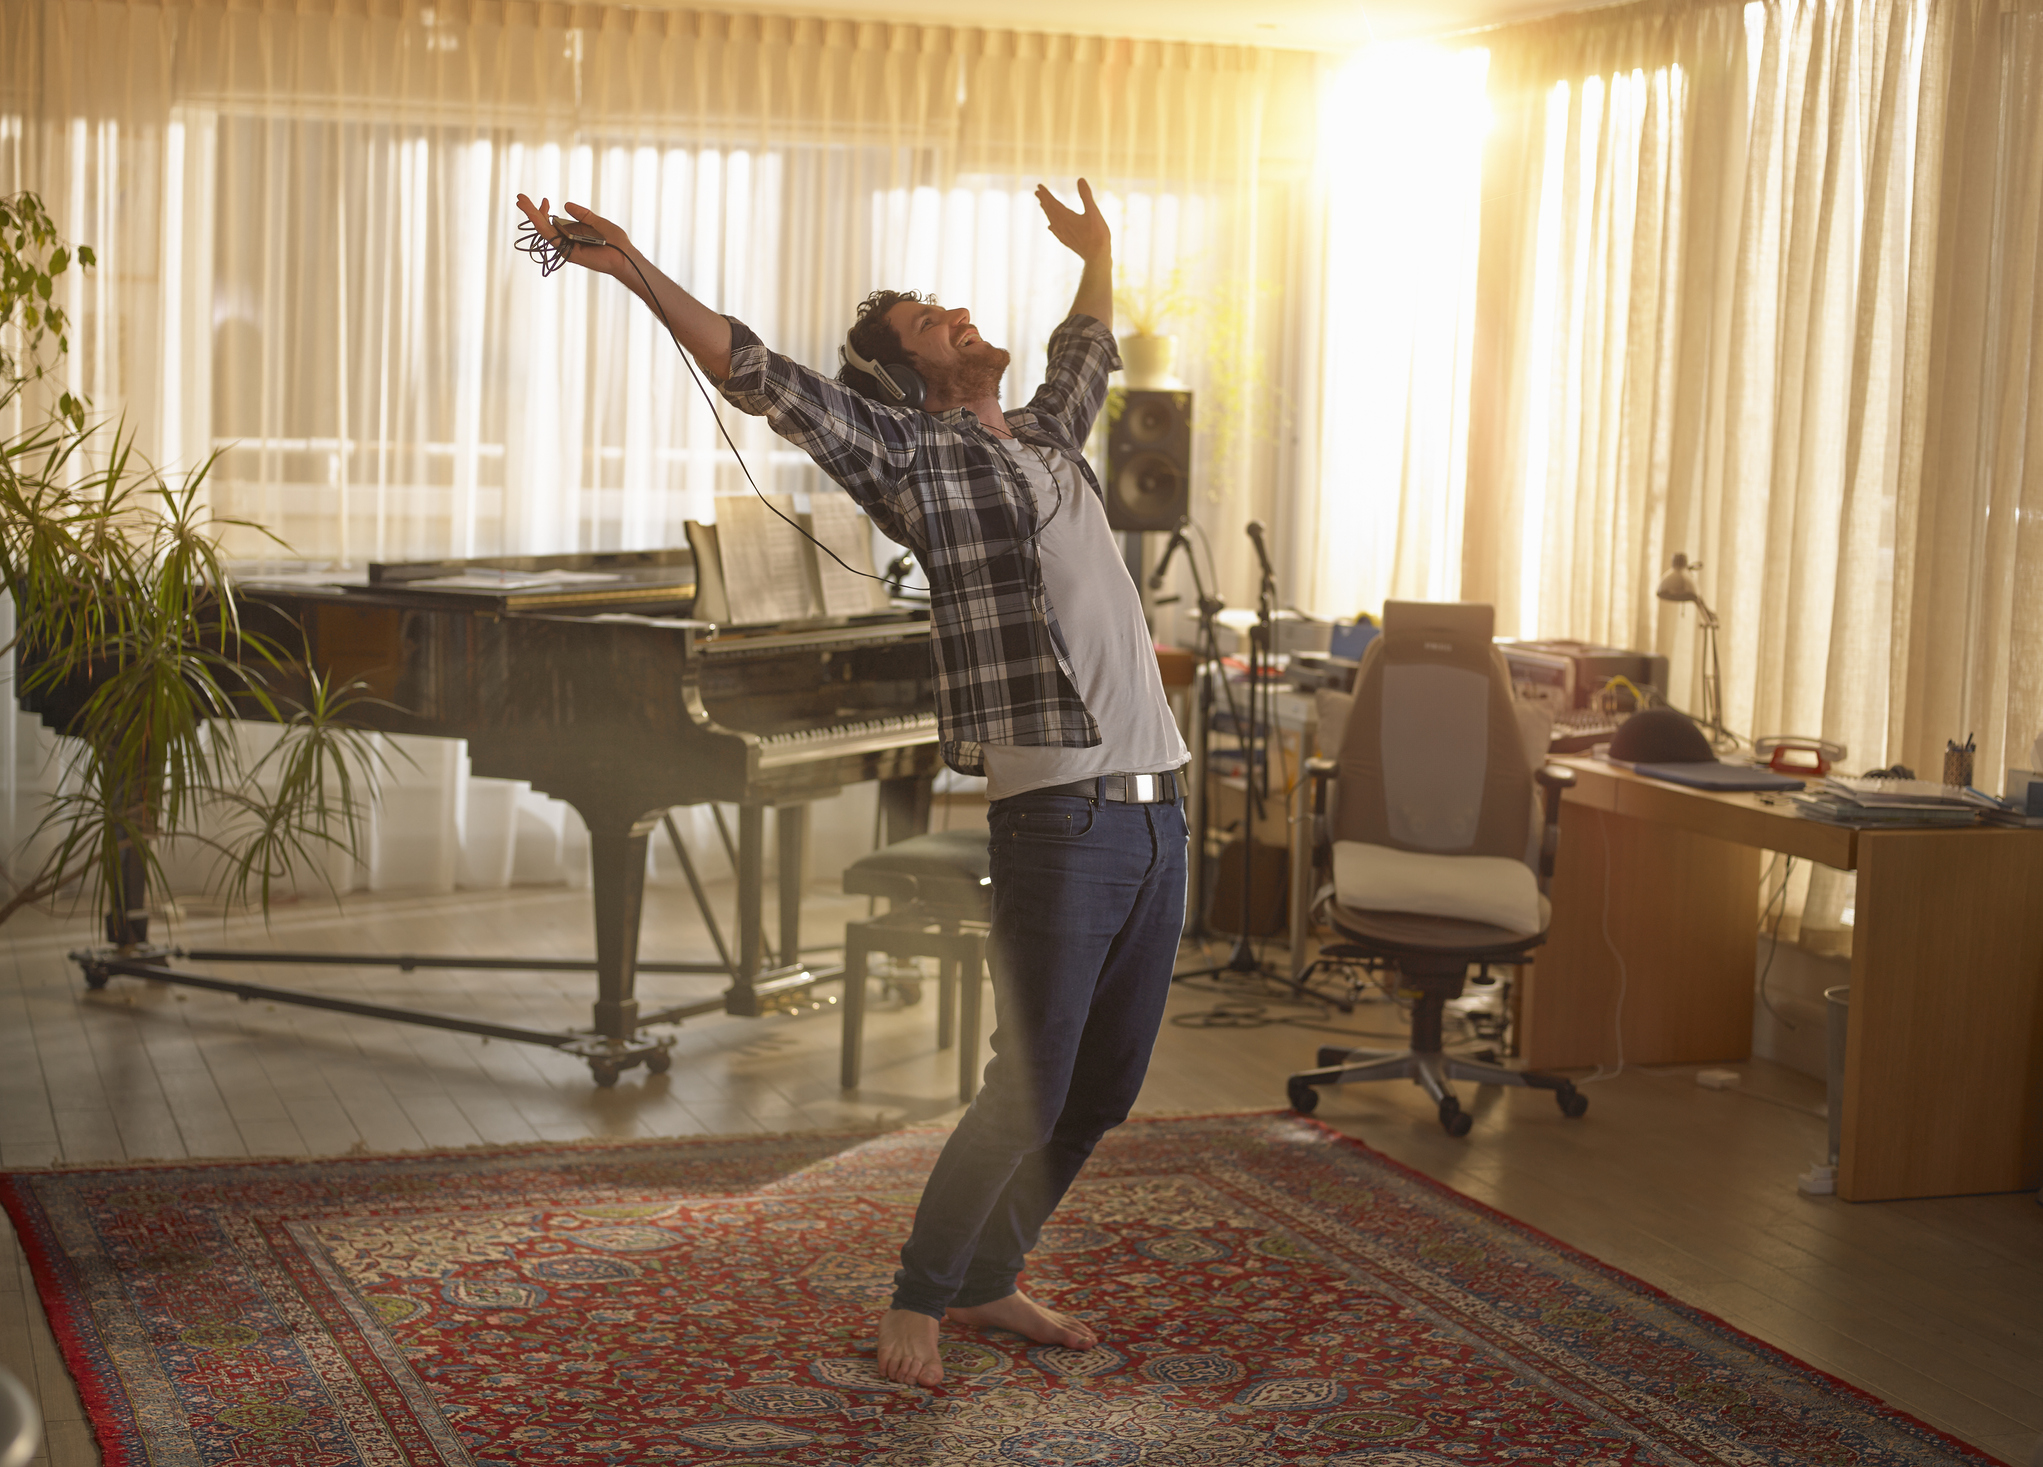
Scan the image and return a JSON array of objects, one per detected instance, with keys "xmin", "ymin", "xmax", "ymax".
[{"xmin": 1630, "ymin": 761, "xmax": 1807, "ymax": 792}]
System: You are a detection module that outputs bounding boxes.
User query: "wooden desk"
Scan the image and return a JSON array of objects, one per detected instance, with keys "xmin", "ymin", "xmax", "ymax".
[{"xmin": 1524, "ymin": 759, "xmax": 2043, "ymax": 1201}]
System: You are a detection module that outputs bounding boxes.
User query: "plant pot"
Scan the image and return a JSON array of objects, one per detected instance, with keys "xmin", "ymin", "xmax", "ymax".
[{"xmin": 1120, "ymin": 332, "xmax": 1179, "ymax": 389}]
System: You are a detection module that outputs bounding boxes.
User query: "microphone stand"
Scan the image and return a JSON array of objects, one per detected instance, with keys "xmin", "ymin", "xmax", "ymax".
[
  {"xmin": 1161, "ymin": 528, "xmax": 1241, "ymax": 943},
  {"xmin": 1173, "ymin": 524, "xmax": 1279, "ymax": 983}
]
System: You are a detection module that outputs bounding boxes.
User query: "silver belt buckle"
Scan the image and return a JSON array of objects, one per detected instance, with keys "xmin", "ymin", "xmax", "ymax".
[{"xmin": 1130, "ymin": 773, "xmax": 1156, "ymax": 803}]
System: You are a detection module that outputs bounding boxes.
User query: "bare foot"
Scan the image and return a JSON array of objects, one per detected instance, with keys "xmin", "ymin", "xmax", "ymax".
[
  {"xmin": 946, "ymin": 1291, "xmax": 1099, "ymax": 1350},
  {"xmin": 875, "ymin": 1308, "xmax": 944, "ymax": 1386}
]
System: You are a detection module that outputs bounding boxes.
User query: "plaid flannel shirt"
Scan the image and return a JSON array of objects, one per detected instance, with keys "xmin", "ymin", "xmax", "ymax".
[{"xmin": 717, "ymin": 312, "xmax": 1124, "ymax": 777}]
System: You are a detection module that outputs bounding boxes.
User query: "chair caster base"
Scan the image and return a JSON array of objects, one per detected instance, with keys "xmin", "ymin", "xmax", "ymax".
[
  {"xmin": 1287, "ymin": 1077, "xmax": 1321, "ymax": 1115},
  {"xmin": 1438, "ymin": 1097, "xmax": 1473, "ymax": 1137}
]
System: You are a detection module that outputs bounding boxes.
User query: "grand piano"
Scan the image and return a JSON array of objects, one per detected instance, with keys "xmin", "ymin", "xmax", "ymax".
[{"xmin": 58, "ymin": 547, "xmax": 940, "ymax": 1084}]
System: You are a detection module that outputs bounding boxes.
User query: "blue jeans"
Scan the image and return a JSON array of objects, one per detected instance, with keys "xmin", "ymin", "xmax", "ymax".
[{"xmin": 890, "ymin": 792, "xmax": 1188, "ymax": 1318}]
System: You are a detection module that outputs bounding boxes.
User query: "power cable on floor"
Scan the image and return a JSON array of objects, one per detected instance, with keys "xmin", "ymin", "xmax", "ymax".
[{"xmin": 1756, "ymin": 852, "xmax": 1798, "ymax": 1032}]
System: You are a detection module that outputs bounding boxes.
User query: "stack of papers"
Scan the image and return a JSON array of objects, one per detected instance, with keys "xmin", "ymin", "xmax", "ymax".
[
  {"xmin": 409, "ymin": 569, "xmax": 620, "ymax": 590},
  {"xmin": 1792, "ymin": 776, "xmax": 1992, "ymax": 828}
]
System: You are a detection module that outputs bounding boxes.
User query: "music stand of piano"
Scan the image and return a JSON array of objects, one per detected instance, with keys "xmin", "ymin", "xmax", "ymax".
[{"xmin": 48, "ymin": 549, "xmax": 941, "ymax": 1087}]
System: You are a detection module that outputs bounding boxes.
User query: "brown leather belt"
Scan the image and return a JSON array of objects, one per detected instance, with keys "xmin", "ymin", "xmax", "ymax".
[{"xmin": 1027, "ymin": 770, "xmax": 1184, "ymax": 804}]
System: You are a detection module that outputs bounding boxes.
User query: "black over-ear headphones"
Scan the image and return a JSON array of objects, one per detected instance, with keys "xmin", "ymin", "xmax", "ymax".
[{"xmin": 839, "ymin": 332, "xmax": 926, "ymax": 410}]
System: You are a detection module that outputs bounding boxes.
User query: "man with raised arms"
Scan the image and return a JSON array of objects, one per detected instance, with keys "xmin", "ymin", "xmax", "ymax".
[{"xmin": 514, "ymin": 180, "xmax": 1188, "ymax": 1387}]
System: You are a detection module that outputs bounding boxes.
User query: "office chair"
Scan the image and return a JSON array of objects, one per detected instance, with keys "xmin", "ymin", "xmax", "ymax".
[{"xmin": 1284, "ymin": 600, "xmax": 1588, "ymax": 1136}]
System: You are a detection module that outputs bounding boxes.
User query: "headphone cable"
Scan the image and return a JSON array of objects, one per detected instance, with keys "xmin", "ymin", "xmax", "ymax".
[{"xmin": 525, "ymin": 217, "xmax": 1069, "ymax": 595}]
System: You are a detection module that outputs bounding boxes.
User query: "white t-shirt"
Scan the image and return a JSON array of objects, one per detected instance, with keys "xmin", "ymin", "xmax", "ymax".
[{"xmin": 980, "ymin": 438, "xmax": 1188, "ymax": 800}]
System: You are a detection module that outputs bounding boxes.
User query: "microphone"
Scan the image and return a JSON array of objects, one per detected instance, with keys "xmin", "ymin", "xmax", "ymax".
[
  {"xmin": 881, "ymin": 551, "xmax": 917, "ymax": 592},
  {"xmin": 1149, "ymin": 525, "xmax": 1188, "ymax": 590},
  {"xmin": 1246, "ymin": 520, "xmax": 1274, "ymax": 581}
]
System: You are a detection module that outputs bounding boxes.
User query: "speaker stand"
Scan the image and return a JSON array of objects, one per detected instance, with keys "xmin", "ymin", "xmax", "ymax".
[{"xmin": 1120, "ymin": 531, "xmax": 1152, "ymax": 628}]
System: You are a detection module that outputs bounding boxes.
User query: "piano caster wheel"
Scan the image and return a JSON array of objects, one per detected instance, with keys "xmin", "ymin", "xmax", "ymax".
[
  {"xmin": 645, "ymin": 1050, "xmax": 673, "ymax": 1076},
  {"xmin": 589, "ymin": 1059, "xmax": 624, "ymax": 1087}
]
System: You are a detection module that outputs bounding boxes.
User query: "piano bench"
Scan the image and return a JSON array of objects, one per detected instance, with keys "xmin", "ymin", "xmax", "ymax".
[
  {"xmin": 839, "ymin": 830, "xmax": 993, "ymax": 1105},
  {"xmin": 840, "ymin": 828, "xmax": 992, "ymax": 916}
]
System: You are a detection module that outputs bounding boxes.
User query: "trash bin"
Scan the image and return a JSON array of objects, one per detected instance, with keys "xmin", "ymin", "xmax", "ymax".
[{"xmin": 1824, "ymin": 985, "xmax": 1850, "ymax": 1167}]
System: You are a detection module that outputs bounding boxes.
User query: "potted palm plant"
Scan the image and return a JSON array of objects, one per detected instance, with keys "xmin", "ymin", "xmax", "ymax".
[{"xmin": 0, "ymin": 191, "xmax": 379, "ymax": 943}]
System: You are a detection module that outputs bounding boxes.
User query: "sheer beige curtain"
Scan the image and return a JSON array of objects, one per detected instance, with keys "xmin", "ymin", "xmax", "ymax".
[
  {"xmin": 1895, "ymin": 0, "xmax": 2043, "ymax": 804},
  {"xmin": 1460, "ymin": 0, "xmax": 2043, "ymax": 939},
  {"xmin": 0, "ymin": 0, "xmax": 1314, "ymax": 892},
  {"xmin": 1463, "ymin": 0, "xmax": 1914, "ymax": 942},
  {"xmin": 1303, "ymin": 42, "xmax": 1493, "ymax": 618},
  {"xmin": 2, "ymin": 0, "xmax": 1311, "ymax": 565},
  {"xmin": 1465, "ymin": 0, "xmax": 1923, "ymax": 768}
]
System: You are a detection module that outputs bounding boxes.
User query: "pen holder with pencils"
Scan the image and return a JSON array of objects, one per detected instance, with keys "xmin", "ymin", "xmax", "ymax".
[{"xmin": 1943, "ymin": 744, "xmax": 1974, "ymax": 790}]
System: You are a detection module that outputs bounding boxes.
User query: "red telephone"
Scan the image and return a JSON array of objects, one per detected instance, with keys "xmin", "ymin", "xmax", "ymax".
[{"xmin": 1754, "ymin": 736, "xmax": 1846, "ymax": 777}]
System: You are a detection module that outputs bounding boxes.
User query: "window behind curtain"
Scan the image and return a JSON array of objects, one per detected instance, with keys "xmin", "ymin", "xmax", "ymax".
[
  {"xmin": 1306, "ymin": 42, "xmax": 1491, "ymax": 622},
  {"xmin": 201, "ymin": 113, "xmax": 1222, "ymax": 565}
]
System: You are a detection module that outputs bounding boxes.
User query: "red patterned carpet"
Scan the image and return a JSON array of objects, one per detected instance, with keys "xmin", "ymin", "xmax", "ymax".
[{"xmin": 2, "ymin": 1113, "xmax": 2007, "ymax": 1466}]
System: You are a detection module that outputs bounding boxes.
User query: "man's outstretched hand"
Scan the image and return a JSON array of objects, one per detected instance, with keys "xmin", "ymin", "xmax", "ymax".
[
  {"xmin": 1036, "ymin": 178, "xmax": 1110, "ymax": 263},
  {"xmin": 515, "ymin": 194, "xmax": 632, "ymax": 277}
]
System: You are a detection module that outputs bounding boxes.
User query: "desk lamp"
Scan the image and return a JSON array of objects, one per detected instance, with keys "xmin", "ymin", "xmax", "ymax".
[{"xmin": 1656, "ymin": 552, "xmax": 1732, "ymax": 748}]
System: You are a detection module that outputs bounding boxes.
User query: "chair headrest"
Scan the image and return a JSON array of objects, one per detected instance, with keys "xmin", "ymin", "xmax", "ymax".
[{"xmin": 1381, "ymin": 600, "xmax": 1495, "ymax": 644}]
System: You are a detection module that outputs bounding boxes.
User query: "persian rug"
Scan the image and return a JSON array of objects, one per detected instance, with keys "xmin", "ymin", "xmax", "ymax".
[{"xmin": 1, "ymin": 1114, "xmax": 2006, "ymax": 1467}]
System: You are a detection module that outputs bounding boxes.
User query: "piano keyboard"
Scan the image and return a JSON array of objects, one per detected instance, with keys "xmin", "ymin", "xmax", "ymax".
[{"xmin": 754, "ymin": 712, "xmax": 939, "ymax": 767}]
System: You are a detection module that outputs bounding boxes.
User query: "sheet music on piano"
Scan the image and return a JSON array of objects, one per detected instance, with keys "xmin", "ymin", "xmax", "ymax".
[
  {"xmin": 807, "ymin": 493, "xmax": 892, "ymax": 616},
  {"xmin": 715, "ymin": 494, "xmax": 817, "ymax": 624}
]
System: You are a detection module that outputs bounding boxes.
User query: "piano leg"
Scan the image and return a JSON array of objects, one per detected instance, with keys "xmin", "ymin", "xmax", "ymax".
[
  {"xmin": 777, "ymin": 804, "xmax": 807, "ymax": 974},
  {"xmin": 724, "ymin": 804, "xmax": 829, "ymax": 1019},
  {"xmin": 585, "ymin": 809, "xmax": 668, "ymax": 1081},
  {"xmin": 733, "ymin": 805, "xmax": 767, "ymax": 1012},
  {"xmin": 715, "ymin": 804, "xmax": 776, "ymax": 967}
]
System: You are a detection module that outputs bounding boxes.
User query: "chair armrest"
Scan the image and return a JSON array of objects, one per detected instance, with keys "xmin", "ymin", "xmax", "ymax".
[
  {"xmin": 1534, "ymin": 763, "xmax": 1575, "ymax": 886},
  {"xmin": 1303, "ymin": 757, "xmax": 1340, "ymax": 866}
]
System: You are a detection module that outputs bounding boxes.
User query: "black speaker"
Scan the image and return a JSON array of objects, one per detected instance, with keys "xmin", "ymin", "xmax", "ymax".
[{"xmin": 1104, "ymin": 389, "xmax": 1191, "ymax": 531}]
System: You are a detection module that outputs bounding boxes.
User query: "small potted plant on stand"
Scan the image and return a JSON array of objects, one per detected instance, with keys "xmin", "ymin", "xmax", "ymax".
[{"xmin": 1114, "ymin": 268, "xmax": 1194, "ymax": 389}]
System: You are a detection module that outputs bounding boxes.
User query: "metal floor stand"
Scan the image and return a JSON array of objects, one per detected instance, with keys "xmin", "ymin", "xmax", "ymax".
[
  {"xmin": 1174, "ymin": 525, "xmax": 1285, "ymax": 987},
  {"xmin": 70, "ymin": 803, "xmax": 839, "ymax": 1086}
]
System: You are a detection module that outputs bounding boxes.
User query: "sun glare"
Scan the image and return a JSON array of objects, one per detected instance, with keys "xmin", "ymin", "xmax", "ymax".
[{"xmin": 1313, "ymin": 42, "xmax": 1490, "ymax": 620}]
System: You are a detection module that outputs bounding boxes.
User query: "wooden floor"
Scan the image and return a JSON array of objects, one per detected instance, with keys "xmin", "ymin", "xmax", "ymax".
[{"xmin": 3, "ymin": 867, "xmax": 2040, "ymax": 1467}]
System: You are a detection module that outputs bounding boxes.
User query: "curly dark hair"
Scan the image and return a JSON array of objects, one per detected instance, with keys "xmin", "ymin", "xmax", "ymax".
[{"xmin": 838, "ymin": 288, "xmax": 932, "ymax": 402}]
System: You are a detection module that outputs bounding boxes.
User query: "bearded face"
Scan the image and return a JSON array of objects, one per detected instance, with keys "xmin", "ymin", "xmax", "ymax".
[
  {"xmin": 884, "ymin": 300, "xmax": 1012, "ymax": 409},
  {"xmin": 921, "ymin": 339, "xmax": 1011, "ymax": 406}
]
